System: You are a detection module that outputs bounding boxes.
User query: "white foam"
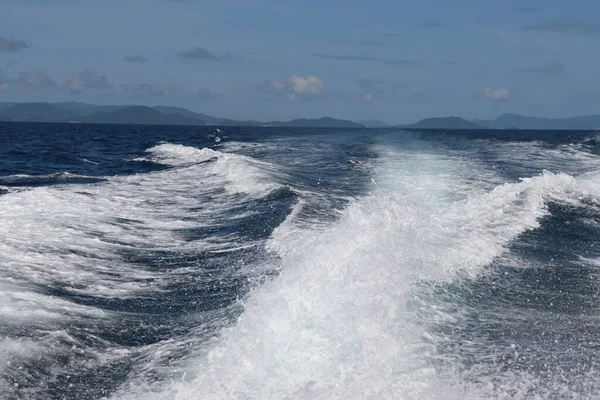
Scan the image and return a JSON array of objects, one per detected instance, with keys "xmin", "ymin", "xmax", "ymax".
[
  {"xmin": 0, "ymin": 143, "xmax": 285, "ymax": 324},
  {"xmin": 110, "ymin": 139, "xmax": 600, "ymax": 399},
  {"xmin": 0, "ymin": 338, "xmax": 45, "ymax": 373},
  {"xmin": 0, "ymin": 141, "xmax": 289, "ymax": 395},
  {"xmin": 0, "ymin": 329, "xmax": 133, "ymax": 397},
  {"xmin": 138, "ymin": 143, "xmax": 282, "ymax": 195},
  {"xmin": 469, "ymin": 140, "xmax": 600, "ymax": 177}
]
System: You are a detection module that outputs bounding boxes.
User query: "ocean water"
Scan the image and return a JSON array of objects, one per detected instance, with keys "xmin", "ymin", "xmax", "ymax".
[{"xmin": 1, "ymin": 122, "xmax": 600, "ymax": 399}]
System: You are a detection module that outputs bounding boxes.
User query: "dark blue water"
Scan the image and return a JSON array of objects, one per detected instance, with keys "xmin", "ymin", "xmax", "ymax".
[{"xmin": 1, "ymin": 122, "xmax": 600, "ymax": 399}]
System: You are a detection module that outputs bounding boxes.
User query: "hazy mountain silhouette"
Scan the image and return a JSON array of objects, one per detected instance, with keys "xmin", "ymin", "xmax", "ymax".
[
  {"xmin": 56, "ymin": 102, "xmax": 127, "ymax": 117},
  {"xmin": 410, "ymin": 117, "xmax": 482, "ymax": 129},
  {"xmin": 0, "ymin": 102, "xmax": 363, "ymax": 127},
  {"xmin": 76, "ymin": 106, "xmax": 204, "ymax": 125},
  {"xmin": 474, "ymin": 113, "xmax": 600, "ymax": 130},
  {"xmin": 268, "ymin": 117, "xmax": 364, "ymax": 128},
  {"xmin": 151, "ymin": 106, "xmax": 219, "ymax": 122},
  {"xmin": 2, "ymin": 101, "xmax": 600, "ymax": 129}
]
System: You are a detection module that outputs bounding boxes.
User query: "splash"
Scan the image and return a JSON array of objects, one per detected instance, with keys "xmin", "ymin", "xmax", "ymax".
[{"xmin": 114, "ymin": 142, "xmax": 600, "ymax": 399}]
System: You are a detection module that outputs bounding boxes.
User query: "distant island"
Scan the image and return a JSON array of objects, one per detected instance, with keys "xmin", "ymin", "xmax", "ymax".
[
  {"xmin": 0, "ymin": 102, "xmax": 364, "ymax": 128},
  {"xmin": 1, "ymin": 101, "xmax": 600, "ymax": 130},
  {"xmin": 409, "ymin": 117, "xmax": 482, "ymax": 129},
  {"xmin": 404, "ymin": 114, "xmax": 600, "ymax": 130},
  {"xmin": 266, "ymin": 117, "xmax": 363, "ymax": 128},
  {"xmin": 473, "ymin": 113, "xmax": 600, "ymax": 130}
]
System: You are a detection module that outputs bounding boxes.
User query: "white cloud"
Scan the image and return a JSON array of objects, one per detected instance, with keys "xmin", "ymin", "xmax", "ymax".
[
  {"xmin": 481, "ymin": 87, "xmax": 510, "ymax": 101},
  {"xmin": 259, "ymin": 74, "xmax": 326, "ymax": 99},
  {"xmin": 286, "ymin": 74, "xmax": 325, "ymax": 94},
  {"xmin": 263, "ymin": 80, "xmax": 285, "ymax": 92},
  {"xmin": 360, "ymin": 92, "xmax": 373, "ymax": 101}
]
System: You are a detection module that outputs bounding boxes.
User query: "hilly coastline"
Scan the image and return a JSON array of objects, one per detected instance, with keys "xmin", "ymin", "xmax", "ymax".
[
  {"xmin": 76, "ymin": 106, "xmax": 204, "ymax": 126},
  {"xmin": 0, "ymin": 102, "xmax": 365, "ymax": 128},
  {"xmin": 2, "ymin": 101, "xmax": 600, "ymax": 130},
  {"xmin": 474, "ymin": 113, "xmax": 600, "ymax": 130},
  {"xmin": 406, "ymin": 114, "xmax": 600, "ymax": 130}
]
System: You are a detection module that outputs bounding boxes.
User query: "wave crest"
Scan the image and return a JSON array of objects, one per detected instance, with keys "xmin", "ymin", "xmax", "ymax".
[{"xmin": 138, "ymin": 143, "xmax": 281, "ymax": 195}]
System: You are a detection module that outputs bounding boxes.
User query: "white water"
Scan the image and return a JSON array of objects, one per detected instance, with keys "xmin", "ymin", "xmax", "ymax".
[
  {"xmin": 0, "ymin": 143, "xmax": 288, "ymax": 395},
  {"xmin": 138, "ymin": 143, "xmax": 282, "ymax": 195},
  {"xmin": 0, "ymin": 144, "xmax": 279, "ymax": 300},
  {"xmin": 3, "ymin": 138, "xmax": 600, "ymax": 398},
  {"xmin": 113, "ymin": 141, "xmax": 600, "ymax": 399}
]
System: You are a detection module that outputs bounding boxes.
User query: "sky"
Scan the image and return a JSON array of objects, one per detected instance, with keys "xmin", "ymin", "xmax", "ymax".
[{"xmin": 1, "ymin": 0, "xmax": 599, "ymax": 124}]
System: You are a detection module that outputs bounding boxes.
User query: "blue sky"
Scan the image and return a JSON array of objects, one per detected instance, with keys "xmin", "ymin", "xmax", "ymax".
[{"xmin": 1, "ymin": 0, "xmax": 599, "ymax": 124}]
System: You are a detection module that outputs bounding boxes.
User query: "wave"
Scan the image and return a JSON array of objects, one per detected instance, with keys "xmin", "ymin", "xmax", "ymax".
[
  {"xmin": 0, "ymin": 142, "xmax": 298, "ymax": 396},
  {"xmin": 5, "ymin": 135, "xmax": 600, "ymax": 398},
  {"xmin": 135, "ymin": 143, "xmax": 283, "ymax": 196},
  {"xmin": 0, "ymin": 151, "xmax": 286, "ymax": 302},
  {"xmin": 0, "ymin": 142, "xmax": 293, "ymax": 341},
  {"xmin": 112, "ymin": 139, "xmax": 600, "ymax": 399}
]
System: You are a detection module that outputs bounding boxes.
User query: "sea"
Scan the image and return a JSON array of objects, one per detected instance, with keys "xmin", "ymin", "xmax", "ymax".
[{"xmin": 1, "ymin": 122, "xmax": 600, "ymax": 399}]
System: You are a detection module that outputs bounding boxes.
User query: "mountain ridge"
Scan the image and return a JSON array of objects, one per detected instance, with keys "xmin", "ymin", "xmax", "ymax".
[
  {"xmin": 267, "ymin": 117, "xmax": 364, "ymax": 128},
  {"xmin": 410, "ymin": 116, "xmax": 482, "ymax": 129},
  {"xmin": 2, "ymin": 101, "xmax": 600, "ymax": 129},
  {"xmin": 474, "ymin": 113, "xmax": 600, "ymax": 130},
  {"xmin": 0, "ymin": 101, "xmax": 365, "ymax": 128},
  {"xmin": 76, "ymin": 106, "xmax": 205, "ymax": 125}
]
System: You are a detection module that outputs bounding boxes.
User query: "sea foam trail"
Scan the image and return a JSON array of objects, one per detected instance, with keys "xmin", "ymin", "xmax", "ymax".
[
  {"xmin": 114, "ymin": 141, "xmax": 600, "ymax": 399},
  {"xmin": 0, "ymin": 143, "xmax": 283, "ymax": 301},
  {"xmin": 0, "ymin": 142, "xmax": 291, "ymax": 396}
]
